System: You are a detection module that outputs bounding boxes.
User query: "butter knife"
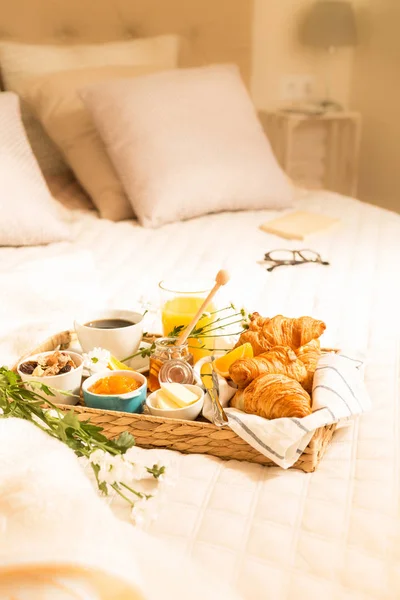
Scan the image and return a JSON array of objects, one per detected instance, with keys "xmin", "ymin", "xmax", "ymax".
[{"xmin": 201, "ymin": 358, "xmax": 228, "ymax": 427}]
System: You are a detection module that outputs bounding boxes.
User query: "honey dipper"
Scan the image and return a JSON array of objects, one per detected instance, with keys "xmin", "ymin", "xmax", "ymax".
[{"xmin": 176, "ymin": 270, "xmax": 230, "ymax": 348}]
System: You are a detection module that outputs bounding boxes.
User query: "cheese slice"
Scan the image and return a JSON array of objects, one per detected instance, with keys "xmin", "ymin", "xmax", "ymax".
[
  {"xmin": 160, "ymin": 383, "xmax": 198, "ymax": 407},
  {"xmin": 156, "ymin": 390, "xmax": 180, "ymax": 410}
]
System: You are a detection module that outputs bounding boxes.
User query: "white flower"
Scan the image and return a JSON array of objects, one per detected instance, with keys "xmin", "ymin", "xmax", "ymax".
[
  {"xmin": 131, "ymin": 496, "xmax": 159, "ymax": 527},
  {"xmin": 83, "ymin": 348, "xmax": 111, "ymax": 374},
  {"xmin": 88, "ymin": 449, "xmax": 167, "ymax": 509},
  {"xmin": 46, "ymin": 409, "xmax": 60, "ymax": 419},
  {"xmin": 131, "ymin": 502, "xmax": 146, "ymax": 526},
  {"xmin": 156, "ymin": 465, "xmax": 175, "ymax": 487},
  {"xmin": 124, "ymin": 449, "xmax": 149, "ymax": 481},
  {"xmin": 89, "ymin": 449, "xmax": 108, "ymax": 466},
  {"xmin": 108, "ymin": 454, "xmax": 132, "ymax": 484},
  {"xmin": 98, "ymin": 464, "xmax": 118, "ymax": 485},
  {"xmin": 130, "ymin": 463, "xmax": 148, "ymax": 481},
  {"xmin": 90, "ymin": 451, "xmax": 139, "ymax": 487}
]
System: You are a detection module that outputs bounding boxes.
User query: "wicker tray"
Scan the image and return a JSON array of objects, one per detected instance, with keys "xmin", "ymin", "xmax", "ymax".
[{"xmin": 14, "ymin": 330, "xmax": 336, "ymax": 473}]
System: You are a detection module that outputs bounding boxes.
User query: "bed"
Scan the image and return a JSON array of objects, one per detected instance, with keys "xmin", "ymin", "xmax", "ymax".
[
  {"xmin": 2, "ymin": 178, "xmax": 400, "ymax": 599},
  {"xmin": 1, "ymin": 2, "xmax": 400, "ymax": 599}
]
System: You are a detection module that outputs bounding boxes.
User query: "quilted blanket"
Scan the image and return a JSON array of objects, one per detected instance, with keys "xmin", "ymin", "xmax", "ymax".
[{"xmin": 1, "ymin": 186, "xmax": 400, "ymax": 599}]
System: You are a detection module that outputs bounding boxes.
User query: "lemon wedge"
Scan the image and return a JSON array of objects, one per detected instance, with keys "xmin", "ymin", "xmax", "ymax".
[
  {"xmin": 212, "ymin": 343, "xmax": 253, "ymax": 379},
  {"xmin": 108, "ymin": 355, "xmax": 133, "ymax": 371}
]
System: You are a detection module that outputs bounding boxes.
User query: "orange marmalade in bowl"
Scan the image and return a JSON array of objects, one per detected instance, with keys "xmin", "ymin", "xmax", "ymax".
[{"xmin": 89, "ymin": 375, "xmax": 141, "ymax": 396}]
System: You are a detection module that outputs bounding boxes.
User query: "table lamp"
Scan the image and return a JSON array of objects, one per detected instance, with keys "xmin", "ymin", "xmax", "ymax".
[{"xmin": 301, "ymin": 0, "xmax": 358, "ymax": 111}]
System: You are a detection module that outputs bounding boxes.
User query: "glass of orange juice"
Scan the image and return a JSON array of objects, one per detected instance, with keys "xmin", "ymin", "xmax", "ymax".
[{"xmin": 159, "ymin": 279, "xmax": 216, "ymax": 363}]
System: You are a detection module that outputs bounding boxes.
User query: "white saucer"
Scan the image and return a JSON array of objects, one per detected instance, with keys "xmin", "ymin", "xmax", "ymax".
[{"xmin": 67, "ymin": 336, "xmax": 150, "ymax": 375}]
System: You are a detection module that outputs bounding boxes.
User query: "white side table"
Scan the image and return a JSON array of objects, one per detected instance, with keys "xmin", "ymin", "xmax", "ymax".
[{"xmin": 259, "ymin": 110, "xmax": 362, "ymax": 197}]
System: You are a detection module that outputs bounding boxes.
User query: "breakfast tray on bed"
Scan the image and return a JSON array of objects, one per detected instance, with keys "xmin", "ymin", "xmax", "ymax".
[{"xmin": 14, "ymin": 330, "xmax": 336, "ymax": 473}]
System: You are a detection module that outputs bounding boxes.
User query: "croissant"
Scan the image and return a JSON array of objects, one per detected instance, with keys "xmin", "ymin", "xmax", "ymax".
[
  {"xmin": 295, "ymin": 339, "xmax": 321, "ymax": 393},
  {"xmin": 235, "ymin": 313, "xmax": 272, "ymax": 355},
  {"xmin": 230, "ymin": 373, "xmax": 312, "ymax": 419},
  {"xmin": 236, "ymin": 313, "xmax": 326, "ymax": 355},
  {"xmin": 229, "ymin": 346, "xmax": 307, "ymax": 389}
]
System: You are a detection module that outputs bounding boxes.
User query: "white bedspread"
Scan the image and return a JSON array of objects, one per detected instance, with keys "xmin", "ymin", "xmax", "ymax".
[{"xmin": 1, "ymin": 187, "xmax": 400, "ymax": 599}]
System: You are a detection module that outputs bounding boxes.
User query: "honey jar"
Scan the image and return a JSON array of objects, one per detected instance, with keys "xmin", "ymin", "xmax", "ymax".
[{"xmin": 148, "ymin": 338, "xmax": 194, "ymax": 393}]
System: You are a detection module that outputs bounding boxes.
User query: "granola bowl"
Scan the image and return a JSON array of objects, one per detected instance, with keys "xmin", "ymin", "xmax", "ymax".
[{"xmin": 17, "ymin": 350, "xmax": 84, "ymax": 406}]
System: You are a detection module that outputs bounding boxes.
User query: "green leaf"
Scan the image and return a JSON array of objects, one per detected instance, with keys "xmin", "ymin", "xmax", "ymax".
[
  {"xmin": 62, "ymin": 410, "xmax": 81, "ymax": 430},
  {"xmin": 167, "ymin": 324, "xmax": 185, "ymax": 336},
  {"xmin": 114, "ymin": 431, "xmax": 136, "ymax": 451},
  {"xmin": 84, "ymin": 429, "xmax": 110, "ymax": 445},
  {"xmin": 91, "ymin": 463, "xmax": 109, "ymax": 495},
  {"xmin": 0, "ymin": 368, "xmax": 19, "ymax": 385},
  {"xmin": 147, "ymin": 464, "xmax": 166, "ymax": 479},
  {"xmin": 82, "ymin": 421, "xmax": 105, "ymax": 436},
  {"xmin": 140, "ymin": 345, "xmax": 154, "ymax": 358},
  {"xmin": 41, "ymin": 386, "xmax": 56, "ymax": 397}
]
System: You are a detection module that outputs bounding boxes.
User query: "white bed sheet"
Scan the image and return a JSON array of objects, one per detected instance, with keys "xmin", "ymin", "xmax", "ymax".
[{"xmin": 1, "ymin": 187, "xmax": 400, "ymax": 600}]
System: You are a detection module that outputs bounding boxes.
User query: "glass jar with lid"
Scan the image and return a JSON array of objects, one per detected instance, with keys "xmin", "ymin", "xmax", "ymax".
[{"xmin": 148, "ymin": 337, "xmax": 194, "ymax": 393}]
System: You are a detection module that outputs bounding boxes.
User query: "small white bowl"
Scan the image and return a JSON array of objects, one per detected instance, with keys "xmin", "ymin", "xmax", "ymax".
[
  {"xmin": 17, "ymin": 351, "xmax": 84, "ymax": 406},
  {"xmin": 146, "ymin": 384, "xmax": 204, "ymax": 421}
]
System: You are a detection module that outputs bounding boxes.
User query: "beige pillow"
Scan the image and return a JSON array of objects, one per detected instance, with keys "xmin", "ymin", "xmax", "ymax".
[
  {"xmin": 0, "ymin": 93, "xmax": 70, "ymax": 246},
  {"xmin": 23, "ymin": 65, "xmax": 164, "ymax": 221},
  {"xmin": 0, "ymin": 36, "xmax": 180, "ymax": 175},
  {"xmin": 80, "ymin": 64, "xmax": 294, "ymax": 228}
]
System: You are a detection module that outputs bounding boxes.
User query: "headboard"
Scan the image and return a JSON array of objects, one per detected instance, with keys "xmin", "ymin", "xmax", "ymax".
[{"xmin": 0, "ymin": 0, "xmax": 253, "ymax": 84}]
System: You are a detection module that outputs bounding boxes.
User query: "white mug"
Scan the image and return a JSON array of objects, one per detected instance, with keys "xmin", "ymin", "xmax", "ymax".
[{"xmin": 74, "ymin": 309, "xmax": 143, "ymax": 360}]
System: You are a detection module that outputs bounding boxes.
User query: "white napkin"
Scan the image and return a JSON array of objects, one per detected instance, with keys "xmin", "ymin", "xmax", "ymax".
[{"xmin": 200, "ymin": 351, "xmax": 371, "ymax": 469}]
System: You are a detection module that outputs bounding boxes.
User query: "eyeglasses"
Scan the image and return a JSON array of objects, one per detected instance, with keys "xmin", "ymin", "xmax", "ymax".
[{"xmin": 263, "ymin": 249, "xmax": 330, "ymax": 272}]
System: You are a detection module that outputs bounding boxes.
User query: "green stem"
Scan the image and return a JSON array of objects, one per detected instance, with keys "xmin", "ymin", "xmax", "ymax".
[
  {"xmin": 18, "ymin": 384, "xmax": 65, "ymax": 415},
  {"xmin": 205, "ymin": 306, "xmax": 235, "ymax": 317},
  {"xmin": 197, "ymin": 312, "xmax": 243, "ymax": 332},
  {"xmin": 120, "ymin": 481, "xmax": 145, "ymax": 499},
  {"xmin": 111, "ymin": 483, "xmax": 135, "ymax": 506},
  {"xmin": 121, "ymin": 349, "xmax": 142, "ymax": 363},
  {"xmin": 193, "ymin": 319, "xmax": 244, "ymax": 336},
  {"xmin": 189, "ymin": 331, "xmax": 246, "ymax": 339},
  {"xmin": 122, "ymin": 345, "xmax": 154, "ymax": 364}
]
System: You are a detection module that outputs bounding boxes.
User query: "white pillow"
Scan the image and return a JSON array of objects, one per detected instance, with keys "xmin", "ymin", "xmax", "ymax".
[
  {"xmin": 80, "ymin": 64, "xmax": 294, "ymax": 228},
  {"xmin": 23, "ymin": 65, "xmax": 168, "ymax": 221},
  {"xmin": 0, "ymin": 36, "xmax": 180, "ymax": 175},
  {"xmin": 0, "ymin": 92, "xmax": 70, "ymax": 246}
]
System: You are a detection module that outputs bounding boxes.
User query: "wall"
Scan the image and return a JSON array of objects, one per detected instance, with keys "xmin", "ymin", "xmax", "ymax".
[
  {"xmin": 251, "ymin": 0, "xmax": 355, "ymax": 110},
  {"xmin": 350, "ymin": 0, "xmax": 400, "ymax": 212}
]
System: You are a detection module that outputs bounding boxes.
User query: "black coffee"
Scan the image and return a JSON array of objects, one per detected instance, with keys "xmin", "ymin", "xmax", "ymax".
[{"xmin": 84, "ymin": 318, "xmax": 135, "ymax": 329}]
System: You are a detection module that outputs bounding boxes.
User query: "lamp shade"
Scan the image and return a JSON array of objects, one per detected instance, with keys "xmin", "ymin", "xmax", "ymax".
[{"xmin": 301, "ymin": 1, "xmax": 358, "ymax": 48}]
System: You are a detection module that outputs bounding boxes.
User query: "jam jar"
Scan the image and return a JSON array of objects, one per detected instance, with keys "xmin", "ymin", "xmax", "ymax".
[{"xmin": 148, "ymin": 338, "xmax": 194, "ymax": 393}]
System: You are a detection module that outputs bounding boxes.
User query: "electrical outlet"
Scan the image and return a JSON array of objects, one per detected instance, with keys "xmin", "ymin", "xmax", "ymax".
[{"xmin": 281, "ymin": 75, "xmax": 315, "ymax": 104}]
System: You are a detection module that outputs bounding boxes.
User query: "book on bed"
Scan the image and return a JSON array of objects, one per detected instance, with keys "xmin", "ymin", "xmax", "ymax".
[{"xmin": 260, "ymin": 211, "xmax": 339, "ymax": 240}]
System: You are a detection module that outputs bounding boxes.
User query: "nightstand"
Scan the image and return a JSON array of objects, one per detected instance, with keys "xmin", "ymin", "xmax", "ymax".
[{"xmin": 259, "ymin": 110, "xmax": 362, "ymax": 197}]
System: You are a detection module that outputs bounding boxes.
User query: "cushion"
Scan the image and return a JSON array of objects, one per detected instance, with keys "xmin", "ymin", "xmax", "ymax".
[
  {"xmin": 0, "ymin": 92, "xmax": 70, "ymax": 246},
  {"xmin": 80, "ymin": 64, "xmax": 294, "ymax": 228},
  {"xmin": 0, "ymin": 36, "xmax": 180, "ymax": 175},
  {"xmin": 23, "ymin": 65, "xmax": 165, "ymax": 221}
]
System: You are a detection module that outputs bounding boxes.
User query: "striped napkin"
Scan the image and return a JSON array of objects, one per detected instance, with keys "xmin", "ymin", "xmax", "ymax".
[{"xmin": 201, "ymin": 351, "xmax": 371, "ymax": 469}]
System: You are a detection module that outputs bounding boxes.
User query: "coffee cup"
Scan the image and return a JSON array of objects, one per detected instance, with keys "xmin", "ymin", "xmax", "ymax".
[{"xmin": 74, "ymin": 309, "xmax": 143, "ymax": 360}]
